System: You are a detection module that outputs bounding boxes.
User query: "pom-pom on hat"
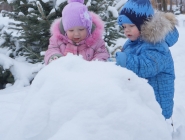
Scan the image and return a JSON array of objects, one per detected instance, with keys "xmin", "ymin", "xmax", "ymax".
[
  {"xmin": 118, "ymin": 0, "xmax": 154, "ymax": 31},
  {"xmin": 62, "ymin": 0, "xmax": 92, "ymax": 35}
]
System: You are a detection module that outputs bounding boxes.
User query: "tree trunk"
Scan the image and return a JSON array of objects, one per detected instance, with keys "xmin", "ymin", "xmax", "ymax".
[
  {"xmin": 170, "ymin": 0, "xmax": 172, "ymax": 12},
  {"xmin": 162, "ymin": 0, "xmax": 167, "ymax": 11},
  {"xmin": 0, "ymin": 2, "xmax": 13, "ymax": 12},
  {"xmin": 156, "ymin": 0, "xmax": 162, "ymax": 10},
  {"xmin": 180, "ymin": 0, "xmax": 182, "ymax": 13}
]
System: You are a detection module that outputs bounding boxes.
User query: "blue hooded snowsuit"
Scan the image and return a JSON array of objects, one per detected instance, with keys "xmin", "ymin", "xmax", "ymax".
[{"xmin": 116, "ymin": 12, "xmax": 179, "ymax": 119}]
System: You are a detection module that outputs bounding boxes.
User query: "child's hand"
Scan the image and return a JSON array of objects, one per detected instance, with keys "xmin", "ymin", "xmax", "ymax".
[
  {"xmin": 48, "ymin": 54, "xmax": 62, "ymax": 64},
  {"xmin": 116, "ymin": 52, "xmax": 126, "ymax": 67},
  {"xmin": 107, "ymin": 58, "xmax": 116, "ymax": 62}
]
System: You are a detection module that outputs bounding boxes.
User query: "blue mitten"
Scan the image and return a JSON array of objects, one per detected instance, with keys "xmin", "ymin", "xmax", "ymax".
[{"xmin": 116, "ymin": 52, "xmax": 127, "ymax": 67}]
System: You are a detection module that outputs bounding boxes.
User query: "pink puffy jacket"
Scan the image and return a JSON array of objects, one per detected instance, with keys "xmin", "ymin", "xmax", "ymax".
[{"xmin": 44, "ymin": 12, "xmax": 110, "ymax": 64}]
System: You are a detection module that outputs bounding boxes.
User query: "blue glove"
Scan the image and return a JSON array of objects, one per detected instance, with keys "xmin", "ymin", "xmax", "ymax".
[{"xmin": 116, "ymin": 52, "xmax": 127, "ymax": 67}]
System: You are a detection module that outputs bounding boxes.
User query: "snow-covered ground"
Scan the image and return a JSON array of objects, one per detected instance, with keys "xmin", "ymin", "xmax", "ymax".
[{"xmin": 0, "ymin": 14, "xmax": 185, "ymax": 140}]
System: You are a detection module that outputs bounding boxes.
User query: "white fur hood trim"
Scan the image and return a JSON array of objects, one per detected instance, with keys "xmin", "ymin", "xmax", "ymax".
[{"xmin": 141, "ymin": 11, "xmax": 178, "ymax": 43}]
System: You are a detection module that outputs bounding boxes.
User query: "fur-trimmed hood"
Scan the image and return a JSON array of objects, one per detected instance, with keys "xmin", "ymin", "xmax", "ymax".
[
  {"xmin": 49, "ymin": 12, "xmax": 104, "ymax": 46},
  {"xmin": 141, "ymin": 11, "xmax": 178, "ymax": 43}
]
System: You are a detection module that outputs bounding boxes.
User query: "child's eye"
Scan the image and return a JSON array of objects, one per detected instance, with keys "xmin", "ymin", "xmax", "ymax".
[
  {"xmin": 130, "ymin": 25, "xmax": 135, "ymax": 27},
  {"xmin": 68, "ymin": 30, "xmax": 73, "ymax": 32},
  {"xmin": 79, "ymin": 29, "xmax": 85, "ymax": 31},
  {"xmin": 122, "ymin": 26, "xmax": 125, "ymax": 29}
]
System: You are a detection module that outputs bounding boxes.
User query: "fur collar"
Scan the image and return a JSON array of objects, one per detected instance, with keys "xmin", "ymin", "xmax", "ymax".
[
  {"xmin": 141, "ymin": 11, "xmax": 178, "ymax": 43},
  {"xmin": 50, "ymin": 12, "xmax": 104, "ymax": 46}
]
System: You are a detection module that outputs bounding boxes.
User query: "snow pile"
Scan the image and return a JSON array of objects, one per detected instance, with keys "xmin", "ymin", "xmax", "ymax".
[
  {"xmin": 0, "ymin": 87, "xmax": 29, "ymax": 139},
  {"xmin": 0, "ymin": 54, "xmax": 43, "ymax": 88},
  {"xmin": 3, "ymin": 55, "xmax": 171, "ymax": 140}
]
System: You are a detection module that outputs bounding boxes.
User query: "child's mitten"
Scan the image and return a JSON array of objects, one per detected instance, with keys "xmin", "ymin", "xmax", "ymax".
[
  {"xmin": 48, "ymin": 54, "xmax": 62, "ymax": 64},
  {"xmin": 116, "ymin": 52, "xmax": 126, "ymax": 67},
  {"xmin": 107, "ymin": 58, "xmax": 116, "ymax": 62}
]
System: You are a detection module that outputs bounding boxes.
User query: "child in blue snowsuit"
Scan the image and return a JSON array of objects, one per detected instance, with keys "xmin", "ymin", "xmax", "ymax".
[{"xmin": 116, "ymin": 0, "xmax": 179, "ymax": 119}]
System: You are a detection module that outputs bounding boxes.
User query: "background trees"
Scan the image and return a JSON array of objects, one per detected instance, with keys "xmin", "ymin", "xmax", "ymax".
[
  {"xmin": 0, "ymin": 0, "xmax": 125, "ymax": 88},
  {"xmin": 151, "ymin": 0, "xmax": 185, "ymax": 13}
]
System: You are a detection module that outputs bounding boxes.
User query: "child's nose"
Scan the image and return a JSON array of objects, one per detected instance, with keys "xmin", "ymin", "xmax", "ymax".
[
  {"xmin": 124, "ymin": 27, "xmax": 129, "ymax": 32},
  {"xmin": 74, "ymin": 31, "xmax": 80, "ymax": 36}
]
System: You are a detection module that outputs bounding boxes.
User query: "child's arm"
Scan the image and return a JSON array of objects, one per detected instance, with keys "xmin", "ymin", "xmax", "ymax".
[
  {"xmin": 44, "ymin": 36, "xmax": 64, "ymax": 65},
  {"xmin": 165, "ymin": 27, "xmax": 179, "ymax": 47},
  {"xmin": 48, "ymin": 54, "xmax": 62, "ymax": 64},
  {"xmin": 91, "ymin": 39, "xmax": 110, "ymax": 61},
  {"xmin": 116, "ymin": 43, "xmax": 172, "ymax": 78}
]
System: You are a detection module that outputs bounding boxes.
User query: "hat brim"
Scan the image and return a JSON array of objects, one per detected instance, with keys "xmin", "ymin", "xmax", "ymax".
[{"xmin": 118, "ymin": 15, "xmax": 133, "ymax": 26}]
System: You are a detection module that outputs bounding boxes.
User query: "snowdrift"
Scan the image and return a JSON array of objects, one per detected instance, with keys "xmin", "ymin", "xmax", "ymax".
[{"xmin": 4, "ymin": 55, "xmax": 172, "ymax": 140}]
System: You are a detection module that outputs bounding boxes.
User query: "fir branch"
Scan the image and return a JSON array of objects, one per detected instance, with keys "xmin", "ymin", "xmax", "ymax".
[
  {"xmin": 1, "ymin": 10, "xmax": 18, "ymax": 18},
  {"xmin": 36, "ymin": 1, "xmax": 46, "ymax": 20},
  {"xmin": 22, "ymin": 45, "xmax": 40, "ymax": 59},
  {"xmin": 8, "ymin": 27, "xmax": 22, "ymax": 30}
]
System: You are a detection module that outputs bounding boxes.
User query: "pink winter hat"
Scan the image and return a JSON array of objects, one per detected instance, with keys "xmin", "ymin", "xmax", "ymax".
[{"xmin": 62, "ymin": 0, "xmax": 92, "ymax": 34}]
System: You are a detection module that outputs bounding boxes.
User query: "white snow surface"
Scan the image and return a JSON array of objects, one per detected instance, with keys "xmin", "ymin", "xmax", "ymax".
[
  {"xmin": 115, "ymin": 0, "xmax": 127, "ymax": 11},
  {"xmin": 0, "ymin": 12, "xmax": 185, "ymax": 140},
  {"xmin": 108, "ymin": 6, "xmax": 118, "ymax": 18},
  {"xmin": 0, "ymin": 54, "xmax": 43, "ymax": 88},
  {"xmin": 0, "ymin": 55, "xmax": 172, "ymax": 140}
]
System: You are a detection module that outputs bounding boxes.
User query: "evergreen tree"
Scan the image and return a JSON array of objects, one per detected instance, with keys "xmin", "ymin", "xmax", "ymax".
[
  {"xmin": 0, "ymin": 66, "xmax": 14, "ymax": 89},
  {"xmin": 88, "ymin": 0, "xmax": 125, "ymax": 57},
  {"xmin": 0, "ymin": 0, "xmax": 67, "ymax": 87},
  {"xmin": 1, "ymin": 0, "xmax": 67, "ymax": 63},
  {"xmin": 0, "ymin": 0, "xmax": 126, "ymax": 87},
  {"xmin": 1, "ymin": 0, "xmax": 125, "ymax": 60}
]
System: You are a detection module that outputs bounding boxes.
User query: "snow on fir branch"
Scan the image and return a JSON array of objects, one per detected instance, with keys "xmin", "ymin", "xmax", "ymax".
[{"xmin": 36, "ymin": 1, "xmax": 46, "ymax": 20}]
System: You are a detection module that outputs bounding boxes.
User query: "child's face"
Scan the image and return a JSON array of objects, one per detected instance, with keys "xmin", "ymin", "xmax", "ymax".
[
  {"xmin": 66, "ymin": 26, "xmax": 87, "ymax": 43},
  {"xmin": 122, "ymin": 24, "xmax": 140, "ymax": 41}
]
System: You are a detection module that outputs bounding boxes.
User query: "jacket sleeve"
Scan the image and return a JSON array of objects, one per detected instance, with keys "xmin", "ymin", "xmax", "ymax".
[
  {"xmin": 124, "ymin": 43, "xmax": 172, "ymax": 78},
  {"xmin": 92, "ymin": 39, "xmax": 110, "ymax": 61},
  {"xmin": 44, "ymin": 36, "xmax": 65, "ymax": 65},
  {"xmin": 165, "ymin": 27, "xmax": 179, "ymax": 47}
]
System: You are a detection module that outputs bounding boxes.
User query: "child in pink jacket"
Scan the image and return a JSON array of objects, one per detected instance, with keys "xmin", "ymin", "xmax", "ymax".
[{"xmin": 44, "ymin": 0, "xmax": 109, "ymax": 64}]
